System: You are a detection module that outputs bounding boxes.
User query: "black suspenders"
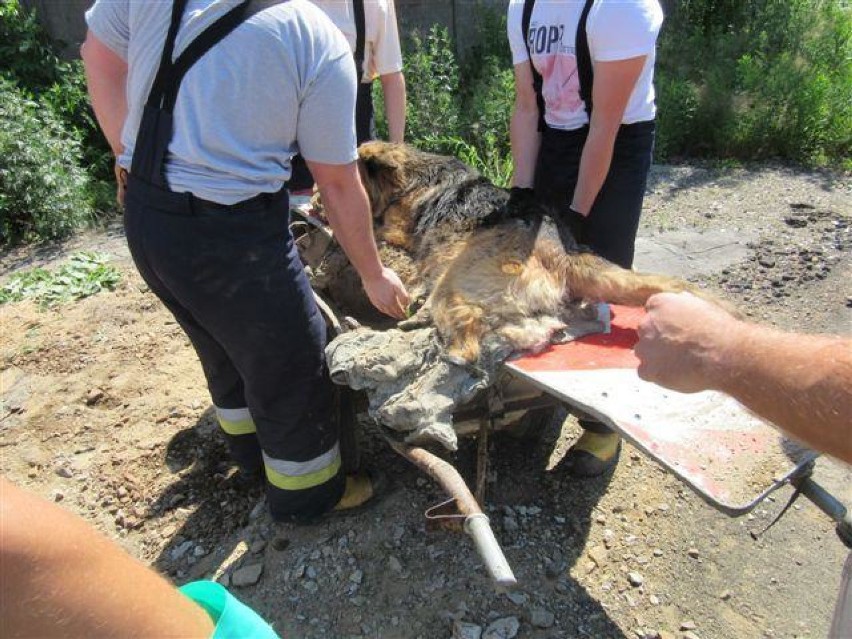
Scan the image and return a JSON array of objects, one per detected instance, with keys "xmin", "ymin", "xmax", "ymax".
[
  {"xmin": 521, "ymin": 0, "xmax": 595, "ymax": 131},
  {"xmin": 575, "ymin": 0, "xmax": 595, "ymax": 117},
  {"xmin": 131, "ymin": 0, "xmax": 252, "ymax": 187},
  {"xmin": 521, "ymin": 0, "xmax": 546, "ymax": 131},
  {"xmin": 352, "ymin": 0, "xmax": 366, "ymax": 82}
]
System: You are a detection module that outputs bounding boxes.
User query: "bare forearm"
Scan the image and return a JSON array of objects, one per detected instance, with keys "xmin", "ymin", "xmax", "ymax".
[
  {"xmin": 380, "ymin": 72, "xmax": 406, "ymax": 143},
  {"xmin": 637, "ymin": 293, "xmax": 852, "ymax": 463},
  {"xmin": 308, "ymin": 160, "xmax": 408, "ymax": 318},
  {"xmin": 313, "ymin": 171, "xmax": 383, "ymax": 281},
  {"xmin": 571, "ymin": 122, "xmax": 618, "ymax": 214},
  {"xmin": 81, "ymin": 33, "xmax": 127, "ymax": 157},
  {"xmin": 1, "ymin": 479, "xmax": 214, "ymax": 638},
  {"xmin": 572, "ymin": 56, "xmax": 646, "ymax": 215},
  {"xmin": 710, "ymin": 328, "xmax": 852, "ymax": 462},
  {"xmin": 510, "ymin": 104, "xmax": 540, "ymax": 188}
]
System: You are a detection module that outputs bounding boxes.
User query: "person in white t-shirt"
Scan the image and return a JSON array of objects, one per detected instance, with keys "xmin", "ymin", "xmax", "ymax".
[
  {"xmin": 311, "ymin": 0, "xmax": 406, "ymax": 144},
  {"xmin": 287, "ymin": 0, "xmax": 406, "ymax": 193},
  {"xmin": 507, "ymin": 0, "xmax": 664, "ymax": 477}
]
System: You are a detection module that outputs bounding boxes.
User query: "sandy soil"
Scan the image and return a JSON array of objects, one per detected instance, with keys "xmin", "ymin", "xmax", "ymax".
[{"xmin": 1, "ymin": 162, "xmax": 850, "ymax": 639}]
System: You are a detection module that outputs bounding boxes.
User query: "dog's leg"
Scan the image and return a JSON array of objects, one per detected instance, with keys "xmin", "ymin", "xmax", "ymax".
[
  {"xmin": 432, "ymin": 293, "xmax": 487, "ymax": 365},
  {"xmin": 562, "ymin": 253, "xmax": 733, "ymax": 310},
  {"xmin": 397, "ymin": 299, "xmax": 433, "ymax": 331}
]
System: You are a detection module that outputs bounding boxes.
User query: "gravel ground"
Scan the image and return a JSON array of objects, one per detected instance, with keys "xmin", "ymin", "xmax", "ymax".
[{"xmin": 1, "ymin": 161, "xmax": 850, "ymax": 639}]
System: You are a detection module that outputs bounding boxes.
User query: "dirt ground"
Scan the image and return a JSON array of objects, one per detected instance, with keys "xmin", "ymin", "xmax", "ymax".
[{"xmin": 1, "ymin": 162, "xmax": 850, "ymax": 639}]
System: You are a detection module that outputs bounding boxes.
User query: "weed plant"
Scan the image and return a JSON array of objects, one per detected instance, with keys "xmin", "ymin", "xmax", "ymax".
[
  {"xmin": 0, "ymin": 252, "xmax": 120, "ymax": 307},
  {"xmin": 0, "ymin": 80, "xmax": 95, "ymax": 245}
]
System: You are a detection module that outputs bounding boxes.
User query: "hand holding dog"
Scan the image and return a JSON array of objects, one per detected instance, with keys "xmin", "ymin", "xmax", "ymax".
[
  {"xmin": 635, "ymin": 292, "xmax": 741, "ymax": 393},
  {"xmin": 114, "ymin": 161, "xmax": 128, "ymax": 207},
  {"xmin": 362, "ymin": 267, "xmax": 410, "ymax": 320}
]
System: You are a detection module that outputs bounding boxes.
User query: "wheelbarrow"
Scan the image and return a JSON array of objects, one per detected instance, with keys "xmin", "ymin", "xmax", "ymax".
[{"xmin": 290, "ymin": 202, "xmax": 851, "ymax": 592}]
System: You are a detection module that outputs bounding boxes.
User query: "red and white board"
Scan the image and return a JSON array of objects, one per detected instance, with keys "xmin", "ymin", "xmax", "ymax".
[{"xmin": 505, "ymin": 305, "xmax": 817, "ymax": 515}]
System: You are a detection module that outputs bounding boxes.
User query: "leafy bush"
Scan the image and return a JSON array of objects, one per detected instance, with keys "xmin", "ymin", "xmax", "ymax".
[
  {"xmin": 656, "ymin": 0, "xmax": 851, "ymax": 167},
  {"xmin": 403, "ymin": 25, "xmax": 462, "ymax": 145},
  {"xmin": 0, "ymin": 0, "xmax": 113, "ymax": 182},
  {"xmin": 399, "ymin": 15, "xmax": 514, "ymax": 186},
  {"xmin": 0, "ymin": 80, "xmax": 95, "ymax": 245},
  {"xmin": 0, "ymin": 252, "xmax": 120, "ymax": 307},
  {"xmin": 393, "ymin": 1, "xmax": 849, "ymax": 172}
]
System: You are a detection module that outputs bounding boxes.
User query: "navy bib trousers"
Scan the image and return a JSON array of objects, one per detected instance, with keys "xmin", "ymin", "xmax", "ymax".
[
  {"xmin": 123, "ymin": 0, "xmax": 345, "ymax": 521},
  {"xmin": 533, "ymin": 120, "xmax": 656, "ymax": 270}
]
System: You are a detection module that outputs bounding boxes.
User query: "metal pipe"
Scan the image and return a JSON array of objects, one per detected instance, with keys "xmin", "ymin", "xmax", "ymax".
[
  {"xmin": 793, "ymin": 475, "xmax": 852, "ymax": 548},
  {"xmin": 794, "ymin": 476, "xmax": 848, "ymax": 523},
  {"xmin": 386, "ymin": 438, "xmax": 518, "ymax": 590},
  {"xmin": 464, "ymin": 514, "xmax": 517, "ymax": 590}
]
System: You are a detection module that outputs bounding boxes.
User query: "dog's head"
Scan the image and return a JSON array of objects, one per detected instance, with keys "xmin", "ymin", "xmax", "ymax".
[
  {"xmin": 357, "ymin": 141, "xmax": 480, "ymax": 222},
  {"xmin": 357, "ymin": 141, "xmax": 415, "ymax": 219}
]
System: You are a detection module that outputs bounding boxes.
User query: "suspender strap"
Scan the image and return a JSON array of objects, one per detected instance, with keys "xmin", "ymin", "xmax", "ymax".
[
  {"xmin": 522, "ymin": 0, "xmax": 595, "ymax": 128},
  {"xmin": 161, "ymin": 0, "xmax": 253, "ymax": 112},
  {"xmin": 147, "ymin": 0, "xmax": 191, "ymax": 109},
  {"xmin": 352, "ymin": 0, "xmax": 366, "ymax": 82},
  {"xmin": 576, "ymin": 0, "xmax": 595, "ymax": 117},
  {"xmin": 521, "ymin": 0, "xmax": 546, "ymax": 132},
  {"xmin": 132, "ymin": 0, "xmax": 253, "ymax": 186}
]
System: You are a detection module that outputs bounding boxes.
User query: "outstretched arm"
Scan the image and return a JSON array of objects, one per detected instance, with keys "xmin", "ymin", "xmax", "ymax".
[
  {"xmin": 635, "ymin": 292, "xmax": 852, "ymax": 463},
  {"xmin": 570, "ymin": 56, "xmax": 645, "ymax": 215},
  {"xmin": 308, "ymin": 159, "xmax": 409, "ymax": 319}
]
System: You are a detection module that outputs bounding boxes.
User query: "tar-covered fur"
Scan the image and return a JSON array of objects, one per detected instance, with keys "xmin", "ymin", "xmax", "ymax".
[{"xmin": 335, "ymin": 141, "xmax": 727, "ymax": 364}]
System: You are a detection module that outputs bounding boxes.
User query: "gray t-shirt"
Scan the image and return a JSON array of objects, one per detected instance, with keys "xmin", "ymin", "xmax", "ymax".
[{"xmin": 86, "ymin": 0, "xmax": 358, "ymax": 204}]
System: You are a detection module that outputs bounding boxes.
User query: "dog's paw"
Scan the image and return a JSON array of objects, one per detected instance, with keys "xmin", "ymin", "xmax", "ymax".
[{"xmin": 397, "ymin": 303, "xmax": 432, "ymax": 331}]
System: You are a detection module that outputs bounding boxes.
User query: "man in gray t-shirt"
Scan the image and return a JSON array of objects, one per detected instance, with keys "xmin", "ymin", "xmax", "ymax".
[{"xmin": 82, "ymin": 0, "xmax": 408, "ymax": 522}]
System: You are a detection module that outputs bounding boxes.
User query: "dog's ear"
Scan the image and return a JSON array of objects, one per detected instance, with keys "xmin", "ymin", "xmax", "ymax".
[
  {"xmin": 358, "ymin": 141, "xmax": 406, "ymax": 188},
  {"xmin": 358, "ymin": 142, "xmax": 402, "ymax": 181}
]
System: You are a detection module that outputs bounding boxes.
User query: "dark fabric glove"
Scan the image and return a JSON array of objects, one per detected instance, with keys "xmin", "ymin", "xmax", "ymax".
[
  {"xmin": 481, "ymin": 186, "xmax": 536, "ymax": 227},
  {"xmin": 507, "ymin": 186, "xmax": 536, "ymax": 213},
  {"xmin": 565, "ymin": 205, "xmax": 588, "ymax": 246}
]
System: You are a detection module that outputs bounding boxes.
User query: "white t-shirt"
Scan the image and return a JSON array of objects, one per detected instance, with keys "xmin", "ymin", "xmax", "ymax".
[
  {"xmin": 507, "ymin": 0, "xmax": 663, "ymax": 130},
  {"xmin": 309, "ymin": 0, "xmax": 403, "ymax": 83},
  {"xmin": 86, "ymin": 0, "xmax": 358, "ymax": 204}
]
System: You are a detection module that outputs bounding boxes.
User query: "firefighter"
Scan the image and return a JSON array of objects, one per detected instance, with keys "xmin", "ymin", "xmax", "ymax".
[{"xmin": 82, "ymin": 0, "xmax": 409, "ymax": 522}]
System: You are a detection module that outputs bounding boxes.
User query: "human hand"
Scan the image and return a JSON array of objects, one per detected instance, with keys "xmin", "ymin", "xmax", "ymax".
[
  {"xmin": 635, "ymin": 292, "xmax": 742, "ymax": 393},
  {"xmin": 362, "ymin": 267, "xmax": 410, "ymax": 320},
  {"xmin": 114, "ymin": 161, "xmax": 128, "ymax": 207}
]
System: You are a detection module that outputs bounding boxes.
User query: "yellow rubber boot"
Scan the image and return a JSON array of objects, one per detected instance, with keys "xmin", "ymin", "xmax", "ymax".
[
  {"xmin": 562, "ymin": 427, "xmax": 622, "ymax": 477},
  {"xmin": 333, "ymin": 473, "xmax": 375, "ymax": 511}
]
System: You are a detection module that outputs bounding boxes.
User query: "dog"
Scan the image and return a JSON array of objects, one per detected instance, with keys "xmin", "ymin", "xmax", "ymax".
[{"xmin": 337, "ymin": 141, "xmax": 722, "ymax": 365}]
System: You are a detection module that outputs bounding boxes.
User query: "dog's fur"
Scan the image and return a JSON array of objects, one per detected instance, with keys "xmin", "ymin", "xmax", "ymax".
[{"xmin": 323, "ymin": 141, "xmax": 724, "ymax": 364}]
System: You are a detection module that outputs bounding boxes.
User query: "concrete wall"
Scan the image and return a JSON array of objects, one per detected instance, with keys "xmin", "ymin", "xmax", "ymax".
[
  {"xmin": 400, "ymin": 0, "xmax": 508, "ymax": 57},
  {"xmin": 20, "ymin": 0, "xmax": 91, "ymax": 58},
  {"xmin": 22, "ymin": 0, "xmax": 509, "ymax": 60}
]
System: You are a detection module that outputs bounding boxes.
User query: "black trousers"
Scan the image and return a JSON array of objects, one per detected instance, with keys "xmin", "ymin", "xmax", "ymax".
[
  {"xmin": 123, "ymin": 178, "xmax": 344, "ymax": 520},
  {"xmin": 534, "ymin": 120, "xmax": 655, "ymax": 269},
  {"xmin": 536, "ymin": 121, "xmax": 655, "ymax": 439}
]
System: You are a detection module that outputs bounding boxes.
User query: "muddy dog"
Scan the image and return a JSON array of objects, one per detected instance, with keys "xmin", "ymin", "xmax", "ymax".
[{"xmin": 338, "ymin": 141, "xmax": 724, "ymax": 366}]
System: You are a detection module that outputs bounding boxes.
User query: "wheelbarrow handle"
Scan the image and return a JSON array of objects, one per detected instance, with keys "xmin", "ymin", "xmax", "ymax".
[
  {"xmin": 792, "ymin": 475, "xmax": 852, "ymax": 548},
  {"xmin": 464, "ymin": 514, "xmax": 518, "ymax": 590}
]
